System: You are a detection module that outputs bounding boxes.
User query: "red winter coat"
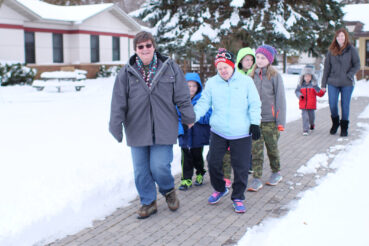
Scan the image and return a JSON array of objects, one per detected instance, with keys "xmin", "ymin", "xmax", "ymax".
[{"xmin": 295, "ymin": 82, "xmax": 325, "ymax": 110}]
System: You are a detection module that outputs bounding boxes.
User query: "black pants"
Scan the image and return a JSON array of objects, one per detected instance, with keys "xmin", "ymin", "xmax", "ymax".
[
  {"xmin": 208, "ymin": 132, "xmax": 251, "ymax": 200},
  {"xmin": 181, "ymin": 147, "xmax": 206, "ymax": 180}
]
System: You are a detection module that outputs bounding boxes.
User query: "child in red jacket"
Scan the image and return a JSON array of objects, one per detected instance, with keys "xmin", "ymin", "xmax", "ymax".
[{"xmin": 295, "ymin": 68, "xmax": 325, "ymax": 135}]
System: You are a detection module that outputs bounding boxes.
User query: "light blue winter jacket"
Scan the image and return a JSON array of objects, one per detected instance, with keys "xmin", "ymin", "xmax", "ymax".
[{"xmin": 194, "ymin": 71, "xmax": 261, "ymax": 138}]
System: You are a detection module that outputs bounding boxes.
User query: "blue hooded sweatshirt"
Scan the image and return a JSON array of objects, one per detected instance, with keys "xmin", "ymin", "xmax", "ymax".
[{"xmin": 178, "ymin": 73, "xmax": 212, "ymax": 148}]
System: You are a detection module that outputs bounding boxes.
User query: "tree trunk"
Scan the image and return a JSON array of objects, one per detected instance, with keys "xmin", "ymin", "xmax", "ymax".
[
  {"xmin": 200, "ymin": 51, "xmax": 205, "ymax": 84},
  {"xmin": 183, "ymin": 59, "xmax": 187, "ymax": 74},
  {"xmin": 283, "ymin": 51, "xmax": 287, "ymax": 74}
]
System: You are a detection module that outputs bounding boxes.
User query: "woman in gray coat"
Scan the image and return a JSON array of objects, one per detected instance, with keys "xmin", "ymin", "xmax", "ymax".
[
  {"xmin": 321, "ymin": 28, "xmax": 360, "ymax": 136},
  {"xmin": 109, "ymin": 31, "xmax": 195, "ymax": 219}
]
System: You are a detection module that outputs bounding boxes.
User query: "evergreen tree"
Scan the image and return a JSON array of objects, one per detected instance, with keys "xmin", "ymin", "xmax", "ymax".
[
  {"xmin": 138, "ymin": 0, "xmax": 345, "ymax": 73},
  {"xmin": 224, "ymin": 0, "xmax": 344, "ymax": 60},
  {"xmin": 137, "ymin": 0, "xmax": 224, "ymax": 78}
]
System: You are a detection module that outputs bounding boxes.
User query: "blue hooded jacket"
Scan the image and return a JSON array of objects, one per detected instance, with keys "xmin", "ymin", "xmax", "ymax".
[
  {"xmin": 194, "ymin": 70, "xmax": 261, "ymax": 138},
  {"xmin": 178, "ymin": 73, "xmax": 212, "ymax": 148}
]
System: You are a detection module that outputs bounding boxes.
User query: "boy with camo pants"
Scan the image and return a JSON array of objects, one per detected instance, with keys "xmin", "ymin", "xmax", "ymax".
[{"xmin": 247, "ymin": 45, "xmax": 286, "ymax": 192}]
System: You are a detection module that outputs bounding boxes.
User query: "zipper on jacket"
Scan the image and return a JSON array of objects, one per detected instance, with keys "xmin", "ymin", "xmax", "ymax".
[
  {"xmin": 150, "ymin": 59, "xmax": 171, "ymax": 90},
  {"xmin": 149, "ymin": 98, "xmax": 155, "ymax": 144},
  {"xmin": 226, "ymin": 79, "xmax": 231, "ymax": 135},
  {"xmin": 127, "ymin": 59, "xmax": 170, "ymax": 91},
  {"xmin": 127, "ymin": 64, "xmax": 155, "ymax": 143},
  {"xmin": 259, "ymin": 69, "xmax": 263, "ymax": 102}
]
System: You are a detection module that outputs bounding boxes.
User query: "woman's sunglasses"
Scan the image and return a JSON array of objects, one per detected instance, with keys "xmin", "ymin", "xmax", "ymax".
[{"xmin": 137, "ymin": 44, "xmax": 153, "ymax": 50}]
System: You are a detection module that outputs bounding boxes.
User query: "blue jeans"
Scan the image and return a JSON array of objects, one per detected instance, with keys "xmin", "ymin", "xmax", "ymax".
[
  {"xmin": 328, "ymin": 84, "xmax": 354, "ymax": 121},
  {"xmin": 131, "ymin": 144, "xmax": 174, "ymax": 205}
]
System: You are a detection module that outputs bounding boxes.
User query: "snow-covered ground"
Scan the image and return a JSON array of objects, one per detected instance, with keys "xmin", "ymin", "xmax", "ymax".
[
  {"xmin": 0, "ymin": 74, "xmax": 368, "ymax": 245},
  {"xmin": 238, "ymin": 102, "xmax": 369, "ymax": 246}
]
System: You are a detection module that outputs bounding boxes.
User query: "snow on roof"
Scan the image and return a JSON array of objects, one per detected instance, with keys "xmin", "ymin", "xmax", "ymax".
[
  {"xmin": 343, "ymin": 4, "xmax": 369, "ymax": 31},
  {"xmin": 16, "ymin": 0, "xmax": 113, "ymax": 23}
]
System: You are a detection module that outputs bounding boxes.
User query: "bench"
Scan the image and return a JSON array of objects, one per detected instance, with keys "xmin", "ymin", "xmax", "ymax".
[{"xmin": 32, "ymin": 70, "xmax": 87, "ymax": 92}]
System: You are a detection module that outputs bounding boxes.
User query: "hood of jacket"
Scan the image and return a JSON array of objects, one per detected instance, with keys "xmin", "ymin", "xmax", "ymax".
[
  {"xmin": 299, "ymin": 67, "xmax": 318, "ymax": 86},
  {"xmin": 236, "ymin": 47, "xmax": 255, "ymax": 75},
  {"xmin": 185, "ymin": 72, "xmax": 203, "ymax": 104}
]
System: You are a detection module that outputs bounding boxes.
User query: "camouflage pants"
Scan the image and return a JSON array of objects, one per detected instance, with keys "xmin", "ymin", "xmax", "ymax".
[
  {"xmin": 222, "ymin": 150, "xmax": 232, "ymax": 179},
  {"xmin": 252, "ymin": 122, "xmax": 280, "ymax": 178},
  {"xmin": 223, "ymin": 149, "xmax": 253, "ymax": 179}
]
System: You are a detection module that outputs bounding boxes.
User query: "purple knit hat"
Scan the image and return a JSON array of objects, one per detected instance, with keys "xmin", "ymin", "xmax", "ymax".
[{"xmin": 255, "ymin": 45, "xmax": 277, "ymax": 64}]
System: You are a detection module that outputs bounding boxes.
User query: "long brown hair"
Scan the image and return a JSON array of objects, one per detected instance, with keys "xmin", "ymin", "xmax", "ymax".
[
  {"xmin": 249, "ymin": 64, "xmax": 278, "ymax": 80},
  {"xmin": 329, "ymin": 28, "xmax": 350, "ymax": 56}
]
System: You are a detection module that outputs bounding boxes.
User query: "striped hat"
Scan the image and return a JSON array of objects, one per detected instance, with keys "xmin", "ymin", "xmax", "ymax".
[
  {"xmin": 214, "ymin": 48, "xmax": 235, "ymax": 68},
  {"xmin": 255, "ymin": 45, "xmax": 277, "ymax": 64}
]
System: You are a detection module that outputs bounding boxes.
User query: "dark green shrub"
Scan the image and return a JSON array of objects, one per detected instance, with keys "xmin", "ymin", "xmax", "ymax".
[
  {"xmin": 0, "ymin": 62, "xmax": 36, "ymax": 86},
  {"xmin": 96, "ymin": 65, "xmax": 122, "ymax": 78}
]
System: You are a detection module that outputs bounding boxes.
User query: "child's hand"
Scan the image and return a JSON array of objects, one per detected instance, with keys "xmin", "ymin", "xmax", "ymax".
[
  {"xmin": 277, "ymin": 125, "xmax": 285, "ymax": 131},
  {"xmin": 187, "ymin": 123, "xmax": 194, "ymax": 129},
  {"xmin": 181, "ymin": 124, "xmax": 188, "ymax": 131}
]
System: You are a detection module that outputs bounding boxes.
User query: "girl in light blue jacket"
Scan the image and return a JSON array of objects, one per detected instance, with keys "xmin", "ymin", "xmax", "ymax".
[{"xmin": 194, "ymin": 48, "xmax": 261, "ymax": 213}]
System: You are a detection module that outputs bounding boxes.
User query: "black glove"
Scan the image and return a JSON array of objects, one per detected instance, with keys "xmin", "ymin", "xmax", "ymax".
[
  {"xmin": 249, "ymin": 124, "xmax": 261, "ymax": 140},
  {"xmin": 182, "ymin": 123, "xmax": 188, "ymax": 131}
]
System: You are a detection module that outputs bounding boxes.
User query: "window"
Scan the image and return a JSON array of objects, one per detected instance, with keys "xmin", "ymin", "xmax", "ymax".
[
  {"xmin": 112, "ymin": 36, "xmax": 120, "ymax": 61},
  {"xmin": 24, "ymin": 31, "xmax": 35, "ymax": 64},
  {"xmin": 366, "ymin": 40, "xmax": 369, "ymax": 67},
  {"xmin": 90, "ymin": 35, "xmax": 100, "ymax": 63},
  {"xmin": 53, "ymin": 33, "xmax": 63, "ymax": 63}
]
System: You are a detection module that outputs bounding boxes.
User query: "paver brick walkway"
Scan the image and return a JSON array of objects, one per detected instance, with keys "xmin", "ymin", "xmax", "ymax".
[{"xmin": 49, "ymin": 97, "xmax": 369, "ymax": 246}]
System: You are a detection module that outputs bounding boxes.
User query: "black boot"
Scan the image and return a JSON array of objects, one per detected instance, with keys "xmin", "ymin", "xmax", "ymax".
[
  {"xmin": 330, "ymin": 116, "xmax": 340, "ymax": 135},
  {"xmin": 340, "ymin": 120, "xmax": 349, "ymax": 137}
]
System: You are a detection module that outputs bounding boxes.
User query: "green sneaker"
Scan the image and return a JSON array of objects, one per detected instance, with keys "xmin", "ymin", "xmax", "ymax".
[
  {"xmin": 195, "ymin": 174, "xmax": 204, "ymax": 186},
  {"xmin": 179, "ymin": 179, "xmax": 192, "ymax": 190}
]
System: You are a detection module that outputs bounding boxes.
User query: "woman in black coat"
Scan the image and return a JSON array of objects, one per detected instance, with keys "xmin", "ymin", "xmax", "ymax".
[{"xmin": 321, "ymin": 28, "xmax": 360, "ymax": 136}]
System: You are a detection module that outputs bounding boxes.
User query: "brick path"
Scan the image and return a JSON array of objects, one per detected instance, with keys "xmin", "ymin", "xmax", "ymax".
[{"xmin": 49, "ymin": 97, "xmax": 369, "ymax": 246}]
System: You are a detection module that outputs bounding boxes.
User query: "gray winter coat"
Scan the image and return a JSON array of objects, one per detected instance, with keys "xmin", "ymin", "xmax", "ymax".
[
  {"xmin": 109, "ymin": 52, "xmax": 195, "ymax": 147},
  {"xmin": 253, "ymin": 67, "xmax": 286, "ymax": 128},
  {"xmin": 321, "ymin": 44, "xmax": 360, "ymax": 88}
]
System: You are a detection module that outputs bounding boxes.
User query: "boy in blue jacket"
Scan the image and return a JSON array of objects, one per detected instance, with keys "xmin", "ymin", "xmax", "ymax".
[{"xmin": 178, "ymin": 73, "xmax": 212, "ymax": 190}]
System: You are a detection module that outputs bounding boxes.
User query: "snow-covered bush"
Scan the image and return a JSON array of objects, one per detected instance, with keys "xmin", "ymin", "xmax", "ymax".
[
  {"xmin": 0, "ymin": 62, "xmax": 36, "ymax": 86},
  {"xmin": 96, "ymin": 65, "xmax": 122, "ymax": 78}
]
